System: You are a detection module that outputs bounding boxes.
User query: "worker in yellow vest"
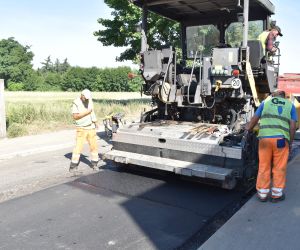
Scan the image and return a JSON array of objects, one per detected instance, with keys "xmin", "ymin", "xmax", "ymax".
[
  {"xmin": 69, "ymin": 89, "xmax": 99, "ymax": 172},
  {"xmin": 258, "ymin": 26, "xmax": 283, "ymax": 56},
  {"xmin": 246, "ymin": 90, "xmax": 297, "ymax": 202}
]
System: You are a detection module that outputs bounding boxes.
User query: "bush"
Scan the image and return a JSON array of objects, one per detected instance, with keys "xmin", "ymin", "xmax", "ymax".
[
  {"xmin": 127, "ymin": 71, "xmax": 143, "ymax": 92},
  {"xmin": 41, "ymin": 72, "xmax": 63, "ymax": 91},
  {"xmin": 95, "ymin": 67, "xmax": 140, "ymax": 92},
  {"xmin": 23, "ymin": 70, "xmax": 44, "ymax": 91},
  {"xmin": 61, "ymin": 67, "xmax": 89, "ymax": 91},
  {"xmin": 7, "ymin": 81, "xmax": 25, "ymax": 91},
  {"xmin": 7, "ymin": 123, "xmax": 28, "ymax": 138}
]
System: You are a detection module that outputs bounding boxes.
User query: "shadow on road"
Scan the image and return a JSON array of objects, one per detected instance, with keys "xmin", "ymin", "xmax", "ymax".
[
  {"xmin": 64, "ymin": 130, "xmax": 111, "ymax": 168},
  {"xmin": 64, "ymin": 152, "xmax": 91, "ymax": 167},
  {"xmin": 69, "ymin": 165, "xmax": 245, "ymax": 249}
]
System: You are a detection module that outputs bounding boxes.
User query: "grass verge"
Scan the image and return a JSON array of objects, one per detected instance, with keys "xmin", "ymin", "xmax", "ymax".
[{"xmin": 5, "ymin": 94, "xmax": 151, "ymax": 138}]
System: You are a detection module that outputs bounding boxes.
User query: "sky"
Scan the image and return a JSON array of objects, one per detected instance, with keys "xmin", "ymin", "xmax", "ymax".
[
  {"xmin": 0, "ymin": 0, "xmax": 134, "ymax": 69},
  {"xmin": 0, "ymin": 0, "xmax": 299, "ymax": 74}
]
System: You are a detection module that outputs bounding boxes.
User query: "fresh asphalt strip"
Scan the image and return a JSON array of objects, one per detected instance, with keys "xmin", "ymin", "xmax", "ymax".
[{"xmin": 0, "ymin": 163, "xmax": 250, "ymax": 250}]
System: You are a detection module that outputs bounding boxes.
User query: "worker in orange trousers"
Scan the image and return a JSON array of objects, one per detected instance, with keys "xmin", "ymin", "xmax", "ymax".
[{"xmin": 246, "ymin": 90, "xmax": 297, "ymax": 202}]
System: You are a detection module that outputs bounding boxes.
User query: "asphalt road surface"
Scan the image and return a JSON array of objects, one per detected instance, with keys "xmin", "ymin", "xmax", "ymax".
[{"xmin": 0, "ymin": 147, "xmax": 246, "ymax": 250}]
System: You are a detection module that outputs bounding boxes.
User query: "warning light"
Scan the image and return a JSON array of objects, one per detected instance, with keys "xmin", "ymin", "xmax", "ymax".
[{"xmin": 232, "ymin": 69, "xmax": 240, "ymax": 77}]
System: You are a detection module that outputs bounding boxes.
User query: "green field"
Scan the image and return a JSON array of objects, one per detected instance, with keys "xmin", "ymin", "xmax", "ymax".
[{"xmin": 5, "ymin": 91, "xmax": 151, "ymax": 138}]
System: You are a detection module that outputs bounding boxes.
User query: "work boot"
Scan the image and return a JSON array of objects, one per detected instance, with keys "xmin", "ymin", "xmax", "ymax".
[
  {"xmin": 69, "ymin": 162, "xmax": 79, "ymax": 172},
  {"xmin": 270, "ymin": 193, "xmax": 286, "ymax": 203},
  {"xmin": 257, "ymin": 195, "xmax": 268, "ymax": 202},
  {"xmin": 257, "ymin": 190, "xmax": 269, "ymax": 202},
  {"xmin": 91, "ymin": 160, "xmax": 99, "ymax": 170},
  {"xmin": 257, "ymin": 193, "xmax": 268, "ymax": 202}
]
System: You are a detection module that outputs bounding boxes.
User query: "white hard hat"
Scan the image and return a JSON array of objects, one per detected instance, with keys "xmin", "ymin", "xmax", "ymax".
[{"xmin": 81, "ymin": 89, "xmax": 91, "ymax": 99}]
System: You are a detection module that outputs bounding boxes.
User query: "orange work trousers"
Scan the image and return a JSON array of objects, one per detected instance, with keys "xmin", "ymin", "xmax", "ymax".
[
  {"xmin": 71, "ymin": 128, "xmax": 99, "ymax": 164},
  {"xmin": 256, "ymin": 138, "xmax": 289, "ymax": 191}
]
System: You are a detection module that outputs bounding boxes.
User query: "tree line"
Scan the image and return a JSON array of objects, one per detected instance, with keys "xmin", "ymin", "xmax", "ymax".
[{"xmin": 0, "ymin": 37, "xmax": 142, "ymax": 92}]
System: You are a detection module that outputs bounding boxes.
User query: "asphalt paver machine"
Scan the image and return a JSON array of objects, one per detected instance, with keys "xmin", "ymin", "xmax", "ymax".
[{"xmin": 104, "ymin": 0, "xmax": 279, "ymax": 189}]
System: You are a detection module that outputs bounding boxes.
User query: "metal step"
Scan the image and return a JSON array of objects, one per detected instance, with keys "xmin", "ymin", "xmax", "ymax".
[{"xmin": 104, "ymin": 150, "xmax": 234, "ymax": 182}]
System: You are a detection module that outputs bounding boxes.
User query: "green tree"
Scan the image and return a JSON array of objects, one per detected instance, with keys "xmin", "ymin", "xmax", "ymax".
[
  {"xmin": 94, "ymin": 0, "xmax": 180, "ymax": 61},
  {"xmin": 225, "ymin": 21, "xmax": 264, "ymax": 47},
  {"xmin": 60, "ymin": 66, "xmax": 139, "ymax": 92},
  {"xmin": 61, "ymin": 67, "xmax": 84, "ymax": 91},
  {"xmin": 52, "ymin": 58, "xmax": 70, "ymax": 73},
  {"xmin": 38, "ymin": 57, "xmax": 70, "ymax": 91},
  {"xmin": 96, "ymin": 67, "xmax": 133, "ymax": 91},
  {"xmin": 60, "ymin": 58, "xmax": 70, "ymax": 73},
  {"xmin": 23, "ymin": 70, "xmax": 44, "ymax": 91},
  {"xmin": 96, "ymin": 1, "xmax": 264, "ymax": 62},
  {"xmin": 62, "ymin": 67, "xmax": 99, "ymax": 91},
  {"xmin": 54, "ymin": 58, "xmax": 61, "ymax": 73},
  {"xmin": 40, "ymin": 56, "xmax": 53, "ymax": 73},
  {"xmin": 41, "ymin": 72, "xmax": 62, "ymax": 91},
  {"xmin": 0, "ymin": 37, "xmax": 34, "ymax": 88}
]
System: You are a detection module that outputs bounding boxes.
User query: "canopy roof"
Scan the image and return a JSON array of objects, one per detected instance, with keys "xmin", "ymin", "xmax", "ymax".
[{"xmin": 133, "ymin": 0, "xmax": 275, "ymax": 25}]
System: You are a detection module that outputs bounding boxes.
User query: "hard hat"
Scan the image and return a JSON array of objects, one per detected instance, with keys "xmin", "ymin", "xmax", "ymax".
[{"xmin": 81, "ymin": 89, "xmax": 91, "ymax": 99}]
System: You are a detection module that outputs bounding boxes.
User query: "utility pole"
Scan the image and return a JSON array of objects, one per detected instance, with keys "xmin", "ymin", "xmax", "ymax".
[{"xmin": 0, "ymin": 79, "xmax": 6, "ymax": 138}]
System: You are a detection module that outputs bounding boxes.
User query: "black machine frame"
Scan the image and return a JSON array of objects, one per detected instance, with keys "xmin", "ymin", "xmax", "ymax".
[{"xmin": 103, "ymin": 0, "xmax": 280, "ymax": 189}]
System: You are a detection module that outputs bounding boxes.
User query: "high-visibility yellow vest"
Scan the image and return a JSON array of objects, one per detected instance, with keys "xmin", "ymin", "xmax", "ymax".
[
  {"xmin": 72, "ymin": 98, "xmax": 97, "ymax": 128},
  {"xmin": 258, "ymin": 97, "xmax": 293, "ymax": 140},
  {"xmin": 258, "ymin": 31, "xmax": 270, "ymax": 55}
]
